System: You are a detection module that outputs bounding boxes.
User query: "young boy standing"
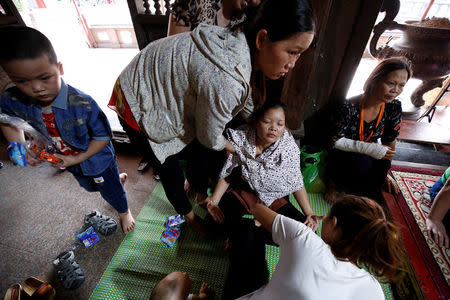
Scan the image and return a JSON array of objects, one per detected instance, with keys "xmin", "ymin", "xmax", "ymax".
[{"xmin": 0, "ymin": 26, "xmax": 135, "ymax": 233}]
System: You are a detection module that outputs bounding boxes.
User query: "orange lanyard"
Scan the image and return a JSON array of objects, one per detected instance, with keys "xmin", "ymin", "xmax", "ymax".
[{"xmin": 359, "ymin": 102, "xmax": 385, "ymax": 142}]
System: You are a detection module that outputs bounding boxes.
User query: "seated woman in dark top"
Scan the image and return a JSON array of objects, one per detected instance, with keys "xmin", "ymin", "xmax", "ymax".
[{"xmin": 325, "ymin": 57, "xmax": 412, "ymax": 205}]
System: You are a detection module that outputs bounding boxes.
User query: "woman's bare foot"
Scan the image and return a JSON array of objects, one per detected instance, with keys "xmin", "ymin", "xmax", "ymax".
[
  {"xmin": 224, "ymin": 238, "xmax": 232, "ymax": 251},
  {"xmin": 198, "ymin": 282, "xmax": 214, "ymax": 299},
  {"xmin": 185, "ymin": 211, "xmax": 212, "ymax": 239},
  {"xmin": 120, "ymin": 173, "xmax": 128, "ymax": 188},
  {"xmin": 184, "ymin": 179, "xmax": 191, "ymax": 195},
  {"xmin": 195, "ymin": 193, "xmax": 208, "ymax": 205},
  {"xmin": 119, "ymin": 209, "xmax": 135, "ymax": 233}
]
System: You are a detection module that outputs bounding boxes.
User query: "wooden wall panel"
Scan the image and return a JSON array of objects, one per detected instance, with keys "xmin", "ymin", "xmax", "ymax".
[{"xmin": 282, "ymin": 0, "xmax": 383, "ymax": 132}]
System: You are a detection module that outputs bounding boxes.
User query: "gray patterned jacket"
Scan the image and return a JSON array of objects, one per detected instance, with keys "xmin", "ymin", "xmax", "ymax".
[{"xmin": 119, "ymin": 24, "xmax": 253, "ymax": 163}]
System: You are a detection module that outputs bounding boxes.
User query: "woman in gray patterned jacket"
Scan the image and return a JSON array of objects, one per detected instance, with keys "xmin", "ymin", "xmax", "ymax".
[{"xmin": 109, "ymin": 0, "xmax": 315, "ymax": 236}]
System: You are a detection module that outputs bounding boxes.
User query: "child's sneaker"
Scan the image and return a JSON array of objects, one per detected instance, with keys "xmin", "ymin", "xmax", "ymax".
[
  {"xmin": 53, "ymin": 250, "xmax": 85, "ymax": 290},
  {"xmin": 84, "ymin": 210, "xmax": 117, "ymax": 236}
]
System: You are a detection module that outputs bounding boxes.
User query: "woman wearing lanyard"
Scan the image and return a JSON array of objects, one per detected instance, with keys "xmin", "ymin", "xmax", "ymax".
[{"xmin": 325, "ymin": 57, "xmax": 412, "ymax": 205}]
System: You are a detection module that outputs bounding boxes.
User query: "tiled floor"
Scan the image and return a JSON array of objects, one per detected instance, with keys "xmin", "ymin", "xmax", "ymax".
[{"xmin": 0, "ymin": 140, "xmax": 157, "ymax": 300}]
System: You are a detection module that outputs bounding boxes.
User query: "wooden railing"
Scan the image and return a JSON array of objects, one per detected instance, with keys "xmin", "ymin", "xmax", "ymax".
[
  {"xmin": 142, "ymin": 0, "xmax": 171, "ymax": 15},
  {"xmin": 0, "ymin": 0, "xmax": 25, "ymax": 27},
  {"xmin": 127, "ymin": 0, "xmax": 172, "ymax": 49}
]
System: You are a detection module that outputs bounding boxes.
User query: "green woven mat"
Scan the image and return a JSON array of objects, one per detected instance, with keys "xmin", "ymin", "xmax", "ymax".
[
  {"xmin": 91, "ymin": 187, "xmax": 393, "ymax": 299},
  {"xmin": 90, "ymin": 183, "xmax": 228, "ymax": 300}
]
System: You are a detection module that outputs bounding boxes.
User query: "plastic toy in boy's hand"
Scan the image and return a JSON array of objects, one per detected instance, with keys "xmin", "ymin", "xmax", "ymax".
[
  {"xmin": 161, "ymin": 226, "xmax": 181, "ymax": 248},
  {"xmin": 76, "ymin": 226, "xmax": 100, "ymax": 248},
  {"xmin": 30, "ymin": 143, "xmax": 61, "ymax": 164},
  {"xmin": 165, "ymin": 214, "xmax": 185, "ymax": 228},
  {"xmin": 7, "ymin": 142, "xmax": 27, "ymax": 166}
]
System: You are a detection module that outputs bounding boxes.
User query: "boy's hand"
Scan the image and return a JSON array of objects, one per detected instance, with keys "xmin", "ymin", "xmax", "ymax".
[
  {"xmin": 24, "ymin": 141, "xmax": 42, "ymax": 166},
  {"xmin": 27, "ymin": 151, "xmax": 43, "ymax": 166},
  {"xmin": 53, "ymin": 153, "xmax": 81, "ymax": 168}
]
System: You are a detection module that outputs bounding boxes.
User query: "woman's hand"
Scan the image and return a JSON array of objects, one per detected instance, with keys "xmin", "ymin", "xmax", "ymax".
[
  {"xmin": 382, "ymin": 148, "xmax": 396, "ymax": 160},
  {"xmin": 224, "ymin": 140, "xmax": 235, "ymax": 154},
  {"xmin": 304, "ymin": 214, "xmax": 319, "ymax": 232},
  {"xmin": 384, "ymin": 175, "xmax": 400, "ymax": 194},
  {"xmin": 207, "ymin": 200, "xmax": 225, "ymax": 224},
  {"xmin": 426, "ymin": 217, "xmax": 449, "ymax": 248}
]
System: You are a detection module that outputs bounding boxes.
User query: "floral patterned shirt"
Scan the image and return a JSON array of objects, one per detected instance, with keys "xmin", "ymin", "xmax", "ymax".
[
  {"xmin": 171, "ymin": 0, "xmax": 245, "ymax": 30},
  {"xmin": 330, "ymin": 95, "xmax": 402, "ymax": 144},
  {"xmin": 220, "ymin": 125, "xmax": 304, "ymax": 206}
]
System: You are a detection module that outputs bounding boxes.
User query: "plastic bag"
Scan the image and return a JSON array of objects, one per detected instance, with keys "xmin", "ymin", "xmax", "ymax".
[
  {"xmin": 165, "ymin": 214, "xmax": 185, "ymax": 228},
  {"xmin": 161, "ymin": 226, "xmax": 181, "ymax": 248},
  {"xmin": 300, "ymin": 145, "xmax": 327, "ymax": 193},
  {"xmin": 76, "ymin": 226, "xmax": 100, "ymax": 248}
]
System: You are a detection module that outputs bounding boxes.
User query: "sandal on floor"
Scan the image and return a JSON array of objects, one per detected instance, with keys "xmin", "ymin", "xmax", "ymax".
[
  {"xmin": 21, "ymin": 277, "xmax": 55, "ymax": 300},
  {"xmin": 4, "ymin": 284, "xmax": 22, "ymax": 300},
  {"xmin": 84, "ymin": 210, "xmax": 117, "ymax": 236},
  {"xmin": 53, "ymin": 251, "xmax": 85, "ymax": 290}
]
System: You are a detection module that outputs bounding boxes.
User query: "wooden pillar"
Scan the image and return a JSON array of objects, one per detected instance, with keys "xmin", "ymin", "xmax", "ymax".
[{"xmin": 281, "ymin": 0, "xmax": 383, "ymax": 143}]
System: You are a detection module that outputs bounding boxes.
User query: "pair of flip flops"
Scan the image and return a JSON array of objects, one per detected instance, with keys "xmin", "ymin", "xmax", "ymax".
[
  {"xmin": 4, "ymin": 277, "xmax": 55, "ymax": 300},
  {"xmin": 53, "ymin": 250, "xmax": 85, "ymax": 290}
]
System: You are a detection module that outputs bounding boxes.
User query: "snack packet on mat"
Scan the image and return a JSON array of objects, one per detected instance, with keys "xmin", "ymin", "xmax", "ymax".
[
  {"xmin": 161, "ymin": 226, "xmax": 181, "ymax": 248},
  {"xmin": 165, "ymin": 214, "xmax": 185, "ymax": 228},
  {"xmin": 76, "ymin": 226, "xmax": 100, "ymax": 248}
]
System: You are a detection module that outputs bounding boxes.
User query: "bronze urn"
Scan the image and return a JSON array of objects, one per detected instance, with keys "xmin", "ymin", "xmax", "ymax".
[{"xmin": 369, "ymin": 0, "xmax": 450, "ymax": 107}]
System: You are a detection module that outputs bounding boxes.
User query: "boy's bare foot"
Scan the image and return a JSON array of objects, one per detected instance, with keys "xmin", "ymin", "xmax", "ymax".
[
  {"xmin": 185, "ymin": 211, "xmax": 212, "ymax": 239},
  {"xmin": 120, "ymin": 173, "xmax": 128, "ymax": 187},
  {"xmin": 198, "ymin": 282, "xmax": 214, "ymax": 299},
  {"xmin": 195, "ymin": 193, "xmax": 208, "ymax": 206},
  {"xmin": 119, "ymin": 209, "xmax": 135, "ymax": 233}
]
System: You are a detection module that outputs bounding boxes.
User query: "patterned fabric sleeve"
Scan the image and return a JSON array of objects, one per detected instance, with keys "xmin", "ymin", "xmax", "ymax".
[
  {"xmin": 282, "ymin": 133, "xmax": 303, "ymax": 191},
  {"xmin": 171, "ymin": 0, "xmax": 222, "ymax": 29},
  {"xmin": 171, "ymin": 0, "xmax": 193, "ymax": 27},
  {"xmin": 219, "ymin": 128, "xmax": 241, "ymax": 178},
  {"xmin": 329, "ymin": 101, "xmax": 352, "ymax": 142},
  {"xmin": 219, "ymin": 152, "xmax": 240, "ymax": 178},
  {"xmin": 381, "ymin": 99, "xmax": 402, "ymax": 144}
]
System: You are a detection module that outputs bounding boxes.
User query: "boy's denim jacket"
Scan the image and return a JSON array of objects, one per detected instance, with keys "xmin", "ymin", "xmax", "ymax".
[{"xmin": 0, "ymin": 80, "xmax": 115, "ymax": 176}]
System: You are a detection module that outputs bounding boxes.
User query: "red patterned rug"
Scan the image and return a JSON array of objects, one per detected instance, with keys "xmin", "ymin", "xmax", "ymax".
[{"xmin": 388, "ymin": 165, "xmax": 450, "ymax": 300}]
